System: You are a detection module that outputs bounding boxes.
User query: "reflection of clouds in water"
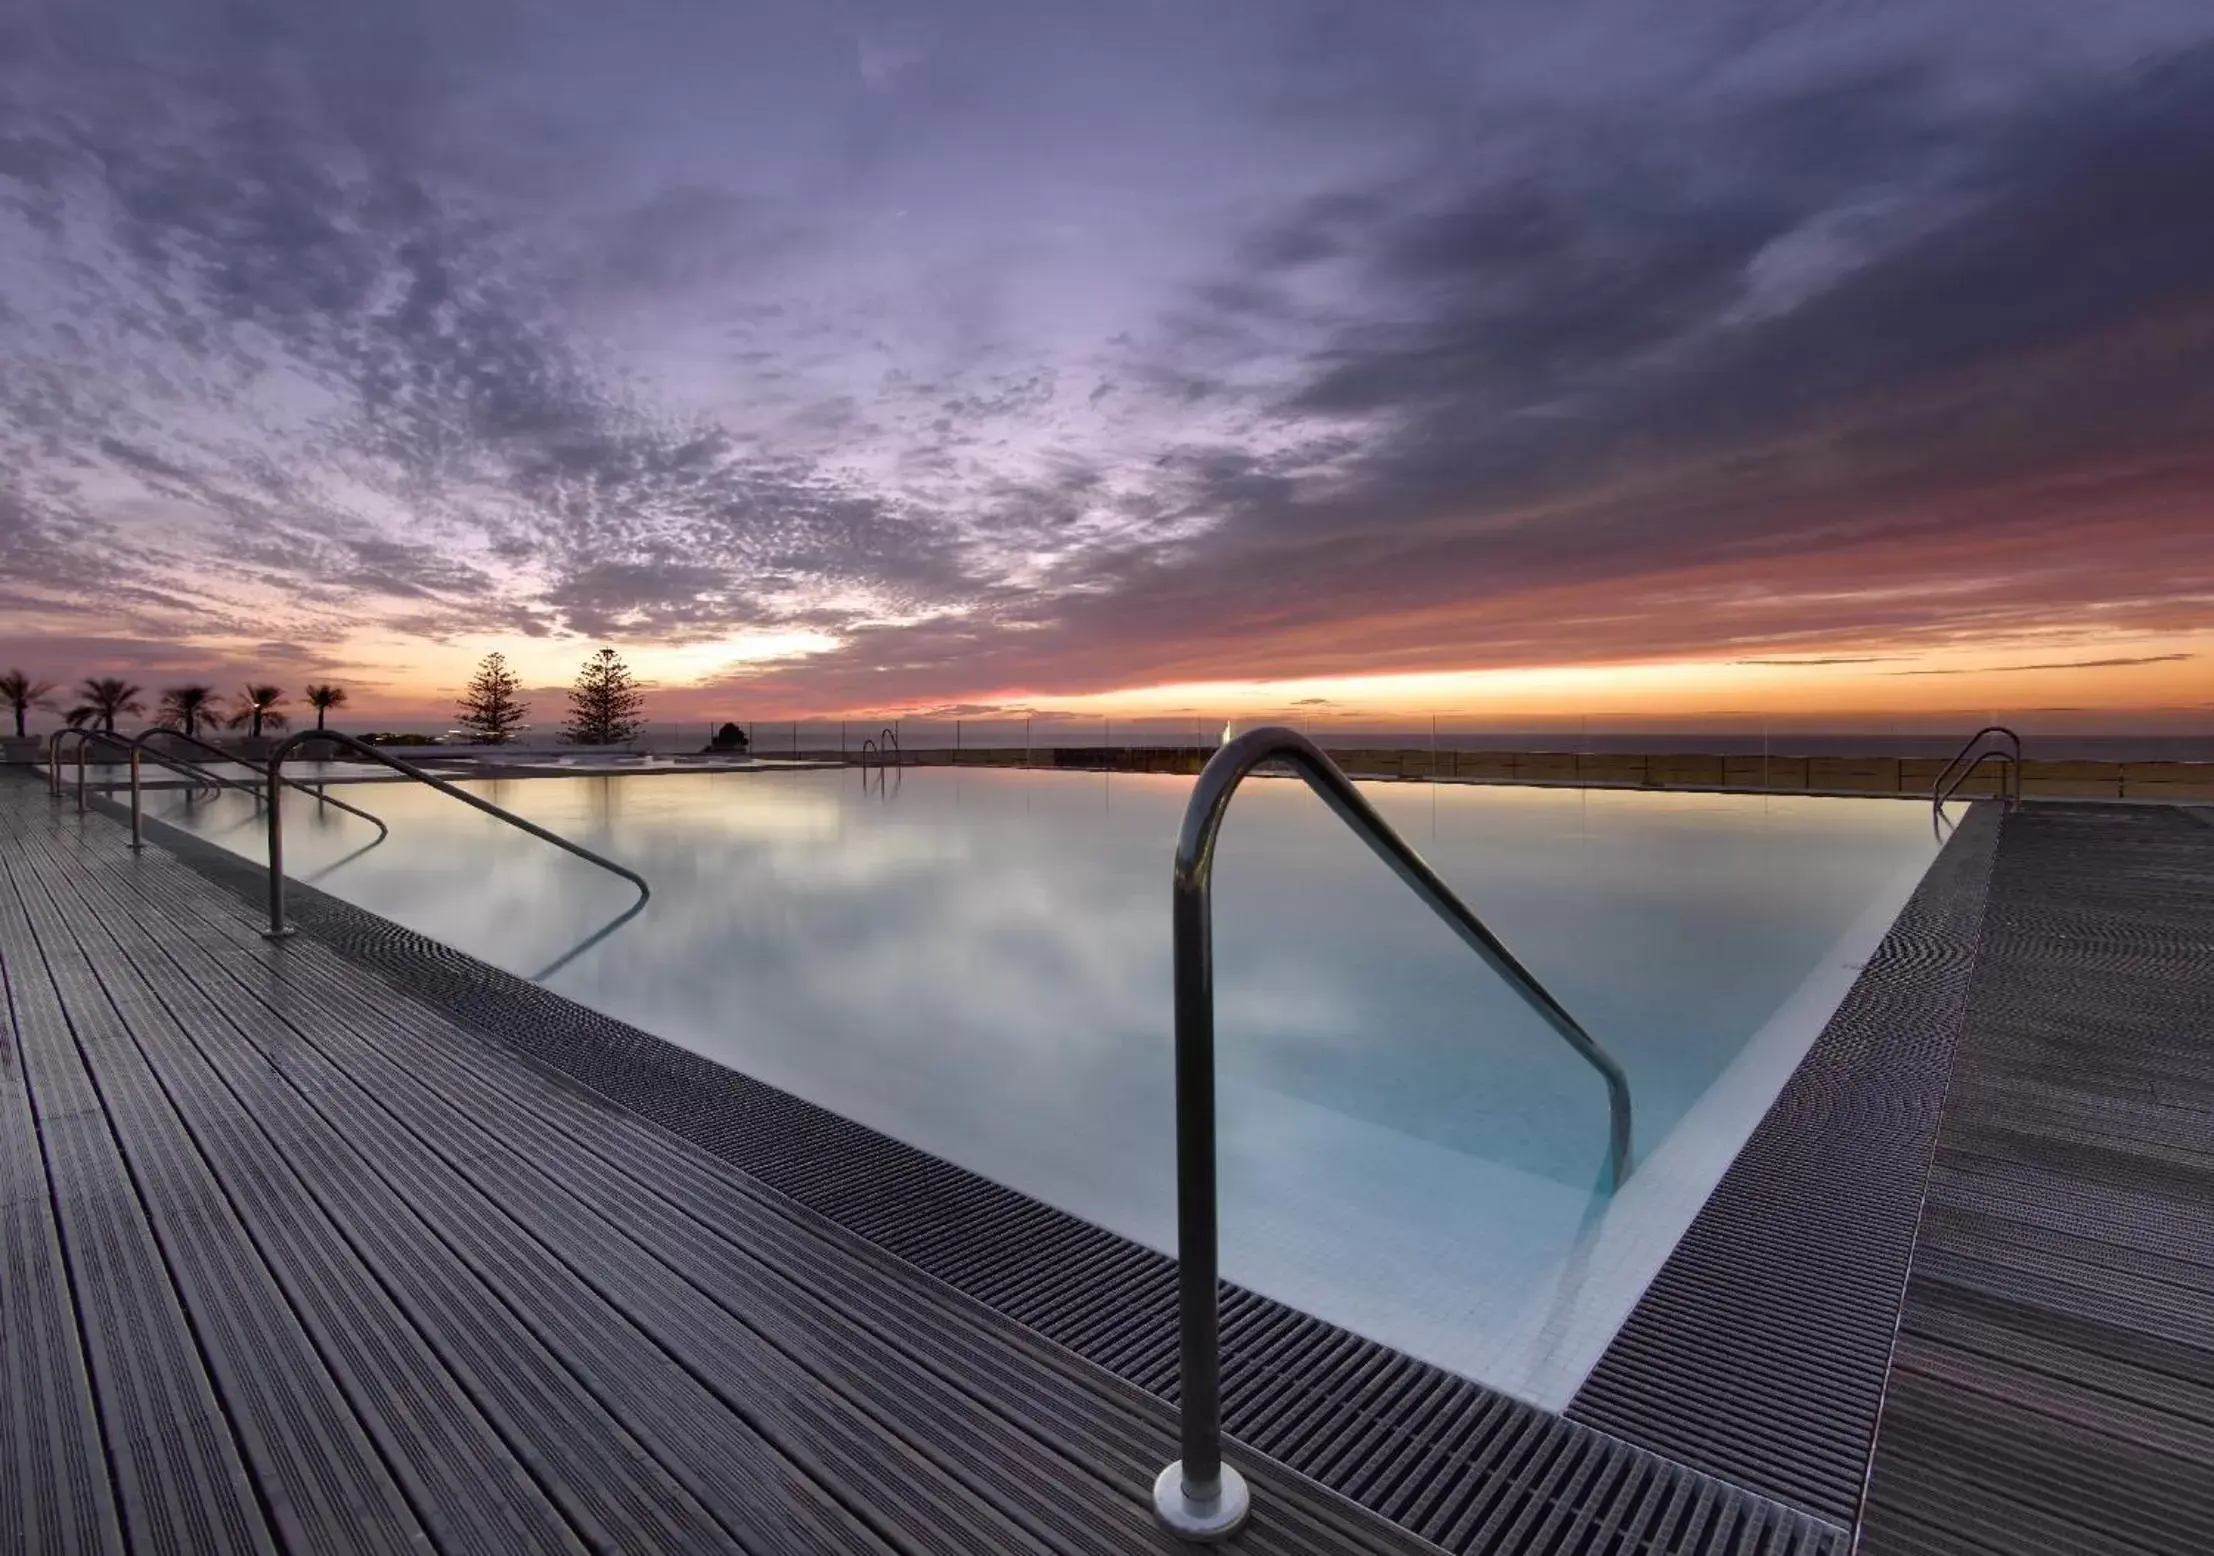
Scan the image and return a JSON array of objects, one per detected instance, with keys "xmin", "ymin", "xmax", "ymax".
[{"xmin": 148, "ymin": 767, "xmax": 1937, "ymax": 1405}]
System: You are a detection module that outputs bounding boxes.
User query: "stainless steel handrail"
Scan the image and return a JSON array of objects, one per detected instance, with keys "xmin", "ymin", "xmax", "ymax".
[
  {"xmin": 118, "ymin": 743, "xmax": 229, "ymax": 800},
  {"xmin": 141, "ymin": 726, "xmax": 272, "ymax": 806},
  {"xmin": 146, "ymin": 725, "xmax": 392, "ymax": 844},
  {"xmin": 52, "ymin": 728, "xmax": 217, "ymax": 806},
  {"xmin": 46, "ymin": 728, "xmax": 97, "ymax": 797},
  {"xmin": 51, "ymin": 730, "xmax": 148, "ymax": 847},
  {"xmin": 1152, "ymin": 727, "xmax": 1633, "ymax": 1541},
  {"xmin": 1935, "ymin": 747, "xmax": 2018, "ymax": 814},
  {"xmin": 264, "ymin": 730, "xmax": 648, "ymax": 941},
  {"xmin": 49, "ymin": 727, "xmax": 85, "ymax": 797},
  {"xmin": 855, "ymin": 731, "xmax": 906, "ymax": 771},
  {"xmin": 1932, "ymin": 724, "xmax": 2021, "ymax": 812},
  {"xmin": 51, "ymin": 726, "xmax": 391, "ymax": 860}
]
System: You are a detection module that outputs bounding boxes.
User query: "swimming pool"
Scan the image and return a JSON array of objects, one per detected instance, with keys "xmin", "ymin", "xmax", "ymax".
[{"xmin": 145, "ymin": 766, "xmax": 1938, "ymax": 1408}]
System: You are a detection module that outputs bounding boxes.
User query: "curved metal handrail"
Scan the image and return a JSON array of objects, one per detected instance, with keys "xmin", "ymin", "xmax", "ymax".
[
  {"xmin": 146, "ymin": 725, "xmax": 391, "ymax": 842},
  {"xmin": 136, "ymin": 729, "xmax": 262, "ymax": 804},
  {"xmin": 1934, "ymin": 746, "xmax": 2018, "ymax": 815},
  {"xmin": 1932, "ymin": 725, "xmax": 2022, "ymax": 812},
  {"xmin": 1152, "ymin": 727, "xmax": 1633, "ymax": 1541},
  {"xmin": 51, "ymin": 728, "xmax": 129, "ymax": 800},
  {"xmin": 53, "ymin": 728, "xmax": 237, "ymax": 847},
  {"xmin": 47, "ymin": 727, "xmax": 102, "ymax": 797},
  {"xmin": 264, "ymin": 731, "xmax": 648, "ymax": 951},
  {"xmin": 117, "ymin": 743, "xmax": 227, "ymax": 800},
  {"xmin": 52, "ymin": 726, "xmax": 392, "ymax": 863},
  {"xmin": 45, "ymin": 727, "xmax": 84, "ymax": 795},
  {"xmin": 858, "ymin": 737, "xmax": 880, "ymax": 767},
  {"xmin": 51, "ymin": 730, "xmax": 150, "ymax": 847},
  {"xmin": 51, "ymin": 727, "xmax": 219, "ymax": 804},
  {"xmin": 880, "ymin": 726, "xmax": 901, "ymax": 767},
  {"xmin": 141, "ymin": 726, "xmax": 271, "ymax": 806},
  {"xmin": 860, "ymin": 760, "xmax": 902, "ymax": 799}
]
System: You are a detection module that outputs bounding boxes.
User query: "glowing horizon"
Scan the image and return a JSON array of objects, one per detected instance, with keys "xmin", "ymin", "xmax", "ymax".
[{"xmin": 15, "ymin": 626, "xmax": 2202, "ymax": 736}]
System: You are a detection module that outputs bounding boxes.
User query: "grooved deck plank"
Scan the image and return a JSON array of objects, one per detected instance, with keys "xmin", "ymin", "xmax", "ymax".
[
  {"xmin": 1859, "ymin": 805, "xmax": 2214, "ymax": 1555},
  {"xmin": 40, "ymin": 853, "xmax": 1030, "ymax": 1556},
  {"xmin": 2, "ymin": 850, "xmax": 428, "ymax": 1556},
  {"xmin": 0, "ymin": 853, "xmax": 274, "ymax": 1556},
  {"xmin": 12, "ymin": 818, "xmax": 904, "ymax": 1556},
  {"xmin": 0, "ymin": 867, "xmax": 123, "ymax": 1556},
  {"xmin": 6, "ymin": 835, "xmax": 619, "ymax": 1554}
]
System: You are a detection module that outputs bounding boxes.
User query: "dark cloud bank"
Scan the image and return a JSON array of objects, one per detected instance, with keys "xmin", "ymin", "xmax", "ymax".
[{"xmin": 2, "ymin": 0, "xmax": 2210, "ymax": 705}]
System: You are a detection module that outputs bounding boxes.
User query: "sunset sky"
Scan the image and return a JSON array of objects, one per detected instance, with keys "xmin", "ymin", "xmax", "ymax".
[{"xmin": 2, "ymin": 0, "xmax": 2210, "ymax": 728}]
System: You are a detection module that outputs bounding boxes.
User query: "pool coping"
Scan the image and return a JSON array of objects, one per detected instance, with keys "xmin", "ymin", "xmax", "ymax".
[{"xmin": 100, "ymin": 778, "xmax": 2001, "ymax": 1552}]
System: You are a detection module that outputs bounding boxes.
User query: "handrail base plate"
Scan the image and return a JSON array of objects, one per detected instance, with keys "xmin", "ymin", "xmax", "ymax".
[{"xmin": 1153, "ymin": 1462, "xmax": 1250, "ymax": 1543}]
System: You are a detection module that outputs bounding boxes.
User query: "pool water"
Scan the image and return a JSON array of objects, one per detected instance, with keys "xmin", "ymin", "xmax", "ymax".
[{"xmin": 147, "ymin": 767, "xmax": 1937, "ymax": 1407}]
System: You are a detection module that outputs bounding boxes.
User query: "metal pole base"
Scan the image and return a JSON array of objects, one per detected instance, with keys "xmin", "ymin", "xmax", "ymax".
[
  {"xmin": 263, "ymin": 927, "xmax": 297, "ymax": 941},
  {"xmin": 1152, "ymin": 1462, "xmax": 1249, "ymax": 1543}
]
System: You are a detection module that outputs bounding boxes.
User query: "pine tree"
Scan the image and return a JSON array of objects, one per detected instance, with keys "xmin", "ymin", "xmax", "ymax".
[
  {"xmin": 563, "ymin": 647, "xmax": 646, "ymax": 745},
  {"xmin": 455, "ymin": 652, "xmax": 530, "ymax": 744}
]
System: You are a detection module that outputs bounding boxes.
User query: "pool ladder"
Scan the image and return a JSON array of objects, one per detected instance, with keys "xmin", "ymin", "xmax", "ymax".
[
  {"xmin": 261, "ymin": 732, "xmax": 649, "ymax": 961},
  {"xmin": 857, "ymin": 726, "xmax": 902, "ymax": 768},
  {"xmin": 1154, "ymin": 727, "xmax": 1633, "ymax": 1541},
  {"xmin": 49, "ymin": 728, "xmax": 392, "ymax": 840},
  {"xmin": 142, "ymin": 725, "xmax": 281, "ymax": 807},
  {"xmin": 49, "ymin": 728, "xmax": 240, "ymax": 844},
  {"xmin": 50, "ymin": 727, "xmax": 648, "ymax": 980},
  {"xmin": 1932, "ymin": 725, "xmax": 2022, "ymax": 817}
]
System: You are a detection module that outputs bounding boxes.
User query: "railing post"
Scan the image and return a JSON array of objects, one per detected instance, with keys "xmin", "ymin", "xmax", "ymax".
[
  {"xmin": 255, "ymin": 729, "xmax": 640, "ymax": 948},
  {"xmin": 1154, "ymin": 867, "xmax": 1250, "ymax": 1541},
  {"xmin": 127, "ymin": 749, "xmax": 144, "ymax": 850},
  {"xmin": 1153, "ymin": 727, "xmax": 1631, "ymax": 1540},
  {"xmin": 265, "ymin": 763, "xmax": 293, "ymax": 939}
]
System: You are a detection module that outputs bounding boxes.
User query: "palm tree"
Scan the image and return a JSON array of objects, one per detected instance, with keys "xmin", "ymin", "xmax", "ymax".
[
  {"xmin": 159, "ymin": 684, "xmax": 222, "ymax": 738},
  {"xmin": 71, "ymin": 677, "xmax": 144, "ymax": 734},
  {"xmin": 304, "ymin": 683, "xmax": 348, "ymax": 731},
  {"xmin": 225, "ymin": 684, "xmax": 291, "ymax": 739},
  {"xmin": 0, "ymin": 669, "xmax": 57, "ymax": 738}
]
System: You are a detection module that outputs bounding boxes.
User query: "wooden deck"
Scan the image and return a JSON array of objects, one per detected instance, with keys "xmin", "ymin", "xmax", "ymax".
[
  {"xmin": 0, "ymin": 777, "xmax": 1441, "ymax": 1556},
  {"xmin": 1859, "ymin": 803, "xmax": 2214, "ymax": 1554}
]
